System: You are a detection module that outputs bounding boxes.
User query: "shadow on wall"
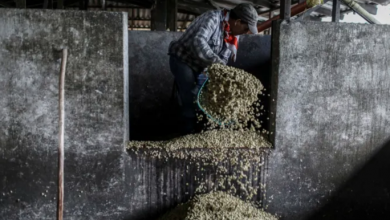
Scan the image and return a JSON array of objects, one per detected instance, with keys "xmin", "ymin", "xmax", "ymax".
[
  {"xmin": 308, "ymin": 140, "xmax": 390, "ymax": 220},
  {"xmin": 129, "ymin": 31, "xmax": 272, "ymax": 141}
]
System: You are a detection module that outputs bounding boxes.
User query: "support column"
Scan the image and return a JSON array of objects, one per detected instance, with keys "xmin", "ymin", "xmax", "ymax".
[
  {"xmin": 332, "ymin": 0, "xmax": 341, "ymax": 22},
  {"xmin": 280, "ymin": 0, "xmax": 291, "ymax": 20},
  {"xmin": 151, "ymin": 0, "xmax": 167, "ymax": 31},
  {"xmin": 57, "ymin": 0, "xmax": 64, "ymax": 9},
  {"xmin": 167, "ymin": 0, "xmax": 178, "ymax": 31},
  {"xmin": 79, "ymin": 0, "xmax": 88, "ymax": 10},
  {"xmin": 43, "ymin": 0, "xmax": 53, "ymax": 9},
  {"xmin": 267, "ymin": 10, "xmax": 274, "ymax": 35},
  {"xmin": 102, "ymin": 0, "xmax": 106, "ymax": 10},
  {"xmin": 15, "ymin": 0, "xmax": 26, "ymax": 8}
]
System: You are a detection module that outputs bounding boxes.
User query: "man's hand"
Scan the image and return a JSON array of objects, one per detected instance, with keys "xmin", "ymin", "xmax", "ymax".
[
  {"xmin": 216, "ymin": 58, "xmax": 226, "ymax": 65},
  {"xmin": 202, "ymin": 68, "xmax": 208, "ymax": 76}
]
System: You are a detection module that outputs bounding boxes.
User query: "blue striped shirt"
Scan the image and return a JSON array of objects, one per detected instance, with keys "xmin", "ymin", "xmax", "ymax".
[{"xmin": 168, "ymin": 10, "xmax": 232, "ymax": 73}]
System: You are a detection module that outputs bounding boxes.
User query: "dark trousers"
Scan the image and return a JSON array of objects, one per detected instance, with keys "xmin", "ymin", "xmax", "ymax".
[{"xmin": 169, "ymin": 56, "xmax": 207, "ymax": 134}]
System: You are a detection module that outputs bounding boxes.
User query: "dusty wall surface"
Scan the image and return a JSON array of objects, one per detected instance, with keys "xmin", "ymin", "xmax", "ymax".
[
  {"xmin": 0, "ymin": 11, "xmax": 272, "ymax": 219},
  {"xmin": 129, "ymin": 31, "xmax": 272, "ymax": 140},
  {"xmin": 5, "ymin": 11, "xmax": 389, "ymax": 220},
  {"xmin": 0, "ymin": 9, "xmax": 129, "ymax": 219},
  {"xmin": 267, "ymin": 21, "xmax": 390, "ymax": 220}
]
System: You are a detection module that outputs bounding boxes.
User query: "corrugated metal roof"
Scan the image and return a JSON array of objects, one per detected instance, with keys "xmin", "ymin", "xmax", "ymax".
[{"xmin": 64, "ymin": 0, "xmax": 380, "ymax": 31}]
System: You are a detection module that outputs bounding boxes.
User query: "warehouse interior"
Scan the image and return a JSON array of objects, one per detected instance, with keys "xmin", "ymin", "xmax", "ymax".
[{"xmin": 1, "ymin": 0, "xmax": 390, "ymax": 219}]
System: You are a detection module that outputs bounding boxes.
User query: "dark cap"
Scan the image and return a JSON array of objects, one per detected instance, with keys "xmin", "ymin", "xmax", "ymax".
[{"xmin": 232, "ymin": 3, "xmax": 258, "ymax": 34}]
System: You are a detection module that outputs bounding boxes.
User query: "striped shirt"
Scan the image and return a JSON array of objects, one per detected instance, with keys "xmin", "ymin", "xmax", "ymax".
[{"xmin": 168, "ymin": 10, "xmax": 232, "ymax": 73}]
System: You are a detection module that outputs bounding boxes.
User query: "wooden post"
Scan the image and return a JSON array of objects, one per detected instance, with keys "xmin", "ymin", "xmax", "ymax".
[
  {"xmin": 43, "ymin": 0, "xmax": 53, "ymax": 9},
  {"xmin": 280, "ymin": 0, "xmax": 291, "ymax": 20},
  {"xmin": 151, "ymin": 0, "xmax": 167, "ymax": 31},
  {"xmin": 167, "ymin": 0, "xmax": 178, "ymax": 31},
  {"xmin": 57, "ymin": 0, "xmax": 64, "ymax": 9},
  {"xmin": 332, "ymin": 0, "xmax": 340, "ymax": 22},
  {"xmin": 57, "ymin": 48, "xmax": 67, "ymax": 220},
  {"xmin": 131, "ymin": 8, "xmax": 135, "ymax": 30},
  {"xmin": 102, "ymin": 0, "xmax": 106, "ymax": 10},
  {"xmin": 79, "ymin": 0, "xmax": 88, "ymax": 10},
  {"xmin": 267, "ymin": 10, "xmax": 274, "ymax": 35},
  {"xmin": 15, "ymin": 0, "xmax": 26, "ymax": 8}
]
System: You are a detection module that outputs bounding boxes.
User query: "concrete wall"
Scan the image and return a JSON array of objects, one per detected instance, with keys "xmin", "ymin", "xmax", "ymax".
[
  {"xmin": 3, "ymin": 10, "xmax": 389, "ymax": 220},
  {"xmin": 0, "ymin": 13, "xmax": 272, "ymax": 219},
  {"xmin": 129, "ymin": 31, "xmax": 272, "ymax": 140},
  {"xmin": 0, "ymin": 9, "xmax": 129, "ymax": 219},
  {"xmin": 267, "ymin": 21, "xmax": 390, "ymax": 220},
  {"xmin": 0, "ymin": 15, "xmax": 272, "ymax": 219}
]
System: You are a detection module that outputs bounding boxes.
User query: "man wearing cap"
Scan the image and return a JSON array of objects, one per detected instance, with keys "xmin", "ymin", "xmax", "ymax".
[{"xmin": 168, "ymin": 3, "xmax": 259, "ymax": 135}]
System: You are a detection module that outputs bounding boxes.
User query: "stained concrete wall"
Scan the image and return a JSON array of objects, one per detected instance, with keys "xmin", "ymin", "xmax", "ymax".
[
  {"xmin": 129, "ymin": 31, "xmax": 272, "ymax": 140},
  {"xmin": 0, "ymin": 13, "xmax": 272, "ymax": 219},
  {"xmin": 0, "ymin": 9, "xmax": 129, "ymax": 219},
  {"xmin": 267, "ymin": 21, "xmax": 390, "ymax": 220},
  {"xmin": 4, "ymin": 10, "xmax": 389, "ymax": 220}
]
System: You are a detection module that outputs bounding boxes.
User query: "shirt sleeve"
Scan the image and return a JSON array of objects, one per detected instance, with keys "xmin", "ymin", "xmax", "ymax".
[
  {"xmin": 191, "ymin": 12, "xmax": 225, "ymax": 67},
  {"xmin": 219, "ymin": 46, "xmax": 232, "ymax": 65}
]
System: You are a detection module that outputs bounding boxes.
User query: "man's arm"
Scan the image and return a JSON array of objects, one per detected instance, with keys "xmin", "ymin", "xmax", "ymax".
[
  {"xmin": 191, "ymin": 13, "xmax": 225, "ymax": 66},
  {"xmin": 219, "ymin": 47, "xmax": 232, "ymax": 65}
]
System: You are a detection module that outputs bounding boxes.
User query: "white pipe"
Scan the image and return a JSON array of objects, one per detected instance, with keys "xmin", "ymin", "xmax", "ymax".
[{"xmin": 341, "ymin": 0, "xmax": 381, "ymax": 24}]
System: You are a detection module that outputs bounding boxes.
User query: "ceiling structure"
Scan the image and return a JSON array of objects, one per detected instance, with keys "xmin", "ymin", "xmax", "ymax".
[{"xmin": 0, "ymin": 0, "xmax": 386, "ymax": 30}]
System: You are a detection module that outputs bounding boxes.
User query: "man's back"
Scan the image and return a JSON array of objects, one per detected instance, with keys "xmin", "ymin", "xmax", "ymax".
[{"xmin": 168, "ymin": 10, "xmax": 231, "ymax": 73}]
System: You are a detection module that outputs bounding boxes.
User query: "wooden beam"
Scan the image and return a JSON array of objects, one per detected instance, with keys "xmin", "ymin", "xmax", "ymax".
[
  {"xmin": 0, "ymin": 1, "xmax": 13, "ymax": 7},
  {"xmin": 177, "ymin": 0, "xmax": 214, "ymax": 15},
  {"xmin": 250, "ymin": 0, "xmax": 273, "ymax": 8},
  {"xmin": 15, "ymin": 0, "xmax": 26, "ymax": 8},
  {"xmin": 332, "ymin": 0, "xmax": 340, "ymax": 22},
  {"xmin": 125, "ymin": 0, "xmax": 153, "ymax": 8},
  {"xmin": 258, "ymin": 2, "xmax": 306, "ymax": 32}
]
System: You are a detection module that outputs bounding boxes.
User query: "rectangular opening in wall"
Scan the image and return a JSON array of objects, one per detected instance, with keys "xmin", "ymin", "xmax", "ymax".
[{"xmin": 126, "ymin": 30, "xmax": 275, "ymax": 219}]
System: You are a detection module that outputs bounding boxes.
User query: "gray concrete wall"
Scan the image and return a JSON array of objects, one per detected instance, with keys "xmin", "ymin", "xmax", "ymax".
[
  {"xmin": 267, "ymin": 21, "xmax": 390, "ymax": 220},
  {"xmin": 4, "ymin": 11, "xmax": 389, "ymax": 220},
  {"xmin": 129, "ymin": 31, "xmax": 272, "ymax": 140},
  {"xmin": 0, "ymin": 13, "xmax": 272, "ymax": 219},
  {"xmin": 0, "ymin": 9, "xmax": 129, "ymax": 219}
]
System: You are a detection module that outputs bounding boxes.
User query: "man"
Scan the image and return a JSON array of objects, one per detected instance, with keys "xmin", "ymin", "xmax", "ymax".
[{"xmin": 168, "ymin": 3, "xmax": 259, "ymax": 135}]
